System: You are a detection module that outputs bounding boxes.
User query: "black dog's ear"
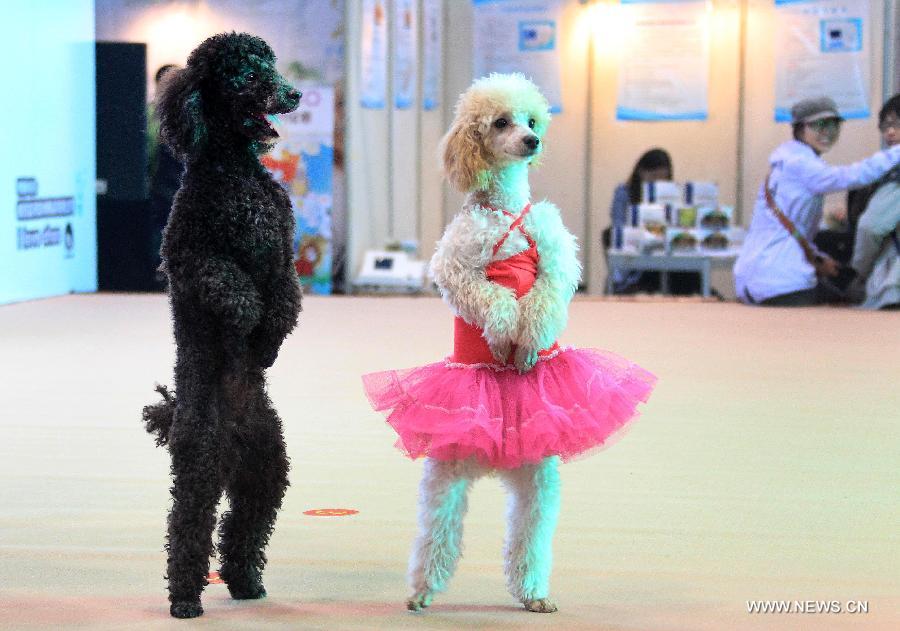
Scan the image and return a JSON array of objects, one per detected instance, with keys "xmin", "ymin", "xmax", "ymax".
[{"xmin": 156, "ymin": 66, "xmax": 206, "ymax": 158}]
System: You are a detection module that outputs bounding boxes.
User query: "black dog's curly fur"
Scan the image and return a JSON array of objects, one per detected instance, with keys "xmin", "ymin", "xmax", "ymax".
[{"xmin": 141, "ymin": 32, "xmax": 302, "ymax": 619}]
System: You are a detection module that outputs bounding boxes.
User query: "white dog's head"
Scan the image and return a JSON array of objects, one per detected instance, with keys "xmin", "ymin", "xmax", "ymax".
[{"xmin": 441, "ymin": 73, "xmax": 551, "ymax": 193}]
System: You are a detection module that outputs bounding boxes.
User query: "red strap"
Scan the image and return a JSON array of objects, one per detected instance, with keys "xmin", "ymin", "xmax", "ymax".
[{"xmin": 492, "ymin": 203, "xmax": 534, "ymax": 256}]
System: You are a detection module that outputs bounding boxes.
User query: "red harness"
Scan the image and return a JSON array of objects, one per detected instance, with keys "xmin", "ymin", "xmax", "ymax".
[{"xmin": 451, "ymin": 204, "xmax": 559, "ymax": 365}]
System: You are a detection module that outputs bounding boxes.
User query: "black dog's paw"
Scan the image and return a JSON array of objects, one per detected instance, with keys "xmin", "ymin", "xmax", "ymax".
[
  {"xmin": 250, "ymin": 337, "xmax": 280, "ymax": 369},
  {"xmin": 255, "ymin": 347, "xmax": 279, "ymax": 369},
  {"xmin": 170, "ymin": 600, "xmax": 203, "ymax": 618},
  {"xmin": 227, "ymin": 581, "xmax": 267, "ymax": 600}
]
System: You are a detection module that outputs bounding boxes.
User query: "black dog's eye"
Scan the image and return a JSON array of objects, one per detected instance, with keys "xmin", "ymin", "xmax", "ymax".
[
  {"xmin": 528, "ymin": 118, "xmax": 536, "ymax": 129},
  {"xmin": 246, "ymin": 72, "xmax": 258, "ymax": 82},
  {"xmin": 493, "ymin": 118, "xmax": 508, "ymax": 129}
]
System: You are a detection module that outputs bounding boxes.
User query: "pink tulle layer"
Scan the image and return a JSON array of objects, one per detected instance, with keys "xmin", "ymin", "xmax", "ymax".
[{"xmin": 362, "ymin": 348, "xmax": 656, "ymax": 469}]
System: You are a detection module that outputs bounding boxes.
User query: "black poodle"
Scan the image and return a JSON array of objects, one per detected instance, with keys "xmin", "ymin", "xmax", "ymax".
[{"xmin": 142, "ymin": 32, "xmax": 302, "ymax": 619}]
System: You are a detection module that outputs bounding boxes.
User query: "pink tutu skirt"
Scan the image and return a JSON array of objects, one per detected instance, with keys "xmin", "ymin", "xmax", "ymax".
[{"xmin": 362, "ymin": 347, "xmax": 656, "ymax": 469}]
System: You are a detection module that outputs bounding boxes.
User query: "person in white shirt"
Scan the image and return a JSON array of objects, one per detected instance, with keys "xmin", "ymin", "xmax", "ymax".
[
  {"xmin": 734, "ymin": 96, "xmax": 900, "ymax": 306},
  {"xmin": 848, "ymin": 94, "xmax": 900, "ymax": 309}
]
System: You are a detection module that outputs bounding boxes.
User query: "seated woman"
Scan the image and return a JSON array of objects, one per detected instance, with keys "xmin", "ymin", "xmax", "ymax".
[
  {"xmin": 605, "ymin": 148, "xmax": 699, "ymax": 294},
  {"xmin": 848, "ymin": 94, "xmax": 900, "ymax": 309},
  {"xmin": 734, "ymin": 96, "xmax": 900, "ymax": 306}
]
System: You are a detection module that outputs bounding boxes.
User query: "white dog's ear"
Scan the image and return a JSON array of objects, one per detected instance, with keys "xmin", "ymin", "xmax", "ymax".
[{"xmin": 440, "ymin": 117, "xmax": 491, "ymax": 192}]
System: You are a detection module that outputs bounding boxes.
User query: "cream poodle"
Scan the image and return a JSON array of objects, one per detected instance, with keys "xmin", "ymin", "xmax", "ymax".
[{"xmin": 406, "ymin": 73, "xmax": 580, "ymax": 614}]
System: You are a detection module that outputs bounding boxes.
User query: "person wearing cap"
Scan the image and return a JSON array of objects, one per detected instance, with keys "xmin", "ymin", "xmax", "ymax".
[{"xmin": 734, "ymin": 96, "xmax": 900, "ymax": 306}]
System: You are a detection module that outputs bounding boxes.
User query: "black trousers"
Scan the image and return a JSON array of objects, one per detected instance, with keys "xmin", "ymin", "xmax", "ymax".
[{"xmin": 759, "ymin": 288, "xmax": 824, "ymax": 306}]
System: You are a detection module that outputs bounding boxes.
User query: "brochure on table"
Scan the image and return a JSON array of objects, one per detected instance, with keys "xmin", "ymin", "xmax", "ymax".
[{"xmin": 612, "ymin": 181, "xmax": 743, "ymax": 256}]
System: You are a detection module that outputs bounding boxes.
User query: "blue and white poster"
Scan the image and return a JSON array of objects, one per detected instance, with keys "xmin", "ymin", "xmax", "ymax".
[
  {"xmin": 1, "ymin": 0, "xmax": 97, "ymax": 305},
  {"xmin": 393, "ymin": 0, "xmax": 417, "ymax": 109},
  {"xmin": 422, "ymin": 0, "xmax": 443, "ymax": 111},
  {"xmin": 774, "ymin": 0, "xmax": 870, "ymax": 121},
  {"xmin": 361, "ymin": 0, "xmax": 388, "ymax": 108},
  {"xmin": 472, "ymin": 0, "xmax": 563, "ymax": 113},
  {"xmin": 616, "ymin": 0, "xmax": 709, "ymax": 121}
]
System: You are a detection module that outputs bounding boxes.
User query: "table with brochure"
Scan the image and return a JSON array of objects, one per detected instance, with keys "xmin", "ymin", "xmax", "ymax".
[
  {"xmin": 606, "ymin": 180, "xmax": 743, "ymax": 297},
  {"xmin": 605, "ymin": 250, "xmax": 737, "ymax": 297}
]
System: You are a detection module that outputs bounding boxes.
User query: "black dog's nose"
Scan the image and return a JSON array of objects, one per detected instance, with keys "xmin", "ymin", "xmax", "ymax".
[
  {"xmin": 524, "ymin": 135, "xmax": 539, "ymax": 150},
  {"xmin": 288, "ymin": 89, "xmax": 301, "ymax": 102}
]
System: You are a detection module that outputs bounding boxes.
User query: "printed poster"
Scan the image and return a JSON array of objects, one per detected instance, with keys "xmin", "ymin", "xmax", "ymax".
[
  {"xmin": 2, "ymin": 0, "xmax": 97, "ymax": 305},
  {"xmin": 393, "ymin": 0, "xmax": 417, "ymax": 109},
  {"xmin": 472, "ymin": 0, "xmax": 563, "ymax": 113},
  {"xmin": 422, "ymin": 0, "xmax": 443, "ymax": 111},
  {"xmin": 361, "ymin": 0, "xmax": 388, "ymax": 108},
  {"xmin": 616, "ymin": 0, "xmax": 710, "ymax": 121},
  {"xmin": 262, "ymin": 85, "xmax": 335, "ymax": 294},
  {"xmin": 774, "ymin": 0, "xmax": 870, "ymax": 121}
]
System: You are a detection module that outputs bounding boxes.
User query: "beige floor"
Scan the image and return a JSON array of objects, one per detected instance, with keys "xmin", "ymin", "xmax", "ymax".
[{"xmin": 0, "ymin": 294, "xmax": 897, "ymax": 631}]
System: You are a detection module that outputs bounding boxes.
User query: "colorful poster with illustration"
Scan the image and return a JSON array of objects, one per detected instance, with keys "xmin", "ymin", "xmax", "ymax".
[{"xmin": 261, "ymin": 85, "xmax": 335, "ymax": 294}]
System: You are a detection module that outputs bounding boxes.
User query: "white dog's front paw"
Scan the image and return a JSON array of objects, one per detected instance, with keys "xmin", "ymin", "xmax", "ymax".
[
  {"xmin": 487, "ymin": 338, "xmax": 513, "ymax": 364},
  {"xmin": 513, "ymin": 344, "xmax": 539, "ymax": 373},
  {"xmin": 486, "ymin": 295, "xmax": 519, "ymax": 339},
  {"xmin": 483, "ymin": 296, "xmax": 518, "ymax": 363}
]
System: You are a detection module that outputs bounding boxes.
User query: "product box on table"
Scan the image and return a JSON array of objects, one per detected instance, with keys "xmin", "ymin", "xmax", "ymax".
[
  {"xmin": 641, "ymin": 181, "xmax": 682, "ymax": 208},
  {"xmin": 697, "ymin": 205, "xmax": 732, "ymax": 230},
  {"xmin": 683, "ymin": 181, "xmax": 719, "ymax": 207},
  {"xmin": 666, "ymin": 227, "xmax": 700, "ymax": 254}
]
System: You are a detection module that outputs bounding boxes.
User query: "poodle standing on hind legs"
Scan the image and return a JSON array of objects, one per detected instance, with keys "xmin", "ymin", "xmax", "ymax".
[
  {"xmin": 363, "ymin": 74, "xmax": 657, "ymax": 613},
  {"xmin": 142, "ymin": 33, "xmax": 302, "ymax": 619}
]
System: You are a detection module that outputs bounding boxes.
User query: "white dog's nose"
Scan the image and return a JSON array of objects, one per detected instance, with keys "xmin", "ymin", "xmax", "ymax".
[{"xmin": 524, "ymin": 136, "xmax": 539, "ymax": 151}]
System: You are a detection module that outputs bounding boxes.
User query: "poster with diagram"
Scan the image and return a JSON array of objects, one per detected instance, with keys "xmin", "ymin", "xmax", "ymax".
[
  {"xmin": 472, "ymin": 0, "xmax": 563, "ymax": 113},
  {"xmin": 774, "ymin": 0, "xmax": 870, "ymax": 121}
]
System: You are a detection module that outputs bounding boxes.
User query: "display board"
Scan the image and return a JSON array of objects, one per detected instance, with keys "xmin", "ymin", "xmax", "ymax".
[
  {"xmin": 616, "ymin": 0, "xmax": 710, "ymax": 121},
  {"xmin": 1, "ymin": 0, "xmax": 97, "ymax": 305}
]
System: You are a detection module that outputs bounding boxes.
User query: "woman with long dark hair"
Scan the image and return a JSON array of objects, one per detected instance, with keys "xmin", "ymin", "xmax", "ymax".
[
  {"xmin": 606, "ymin": 149, "xmax": 698, "ymax": 294},
  {"xmin": 612, "ymin": 148, "xmax": 672, "ymax": 226}
]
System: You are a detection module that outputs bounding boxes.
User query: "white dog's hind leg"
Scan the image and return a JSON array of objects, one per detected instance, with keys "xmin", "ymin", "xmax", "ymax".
[
  {"xmin": 500, "ymin": 456, "xmax": 561, "ymax": 612},
  {"xmin": 407, "ymin": 458, "xmax": 483, "ymax": 610}
]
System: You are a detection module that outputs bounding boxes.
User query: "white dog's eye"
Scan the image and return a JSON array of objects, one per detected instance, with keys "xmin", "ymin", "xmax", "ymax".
[
  {"xmin": 528, "ymin": 118, "xmax": 536, "ymax": 129},
  {"xmin": 493, "ymin": 118, "xmax": 509, "ymax": 129}
]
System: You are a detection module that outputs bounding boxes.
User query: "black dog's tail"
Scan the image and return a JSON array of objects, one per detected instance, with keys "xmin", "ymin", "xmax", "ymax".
[{"xmin": 142, "ymin": 385, "xmax": 176, "ymax": 447}]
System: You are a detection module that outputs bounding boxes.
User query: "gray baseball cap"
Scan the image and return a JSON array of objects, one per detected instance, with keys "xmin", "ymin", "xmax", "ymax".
[{"xmin": 790, "ymin": 96, "xmax": 845, "ymax": 124}]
